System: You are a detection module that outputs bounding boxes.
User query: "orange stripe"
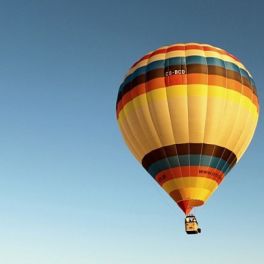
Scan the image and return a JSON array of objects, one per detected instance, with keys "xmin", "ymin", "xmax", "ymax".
[
  {"xmin": 155, "ymin": 166, "xmax": 224, "ymax": 185},
  {"xmin": 116, "ymin": 75, "xmax": 258, "ymax": 116},
  {"xmin": 252, "ymin": 95, "xmax": 259, "ymax": 106}
]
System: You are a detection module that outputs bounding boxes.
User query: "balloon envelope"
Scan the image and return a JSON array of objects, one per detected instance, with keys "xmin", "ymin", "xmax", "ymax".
[{"xmin": 116, "ymin": 43, "xmax": 259, "ymax": 214}]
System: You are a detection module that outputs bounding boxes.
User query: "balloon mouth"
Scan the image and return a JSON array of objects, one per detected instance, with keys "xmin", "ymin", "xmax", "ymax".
[{"xmin": 177, "ymin": 199, "xmax": 204, "ymax": 215}]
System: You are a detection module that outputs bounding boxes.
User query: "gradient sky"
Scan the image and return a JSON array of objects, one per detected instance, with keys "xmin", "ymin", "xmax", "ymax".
[{"xmin": 0, "ymin": 0, "xmax": 263, "ymax": 263}]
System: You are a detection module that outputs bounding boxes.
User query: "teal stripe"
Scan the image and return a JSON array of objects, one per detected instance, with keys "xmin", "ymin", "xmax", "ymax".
[
  {"xmin": 120, "ymin": 55, "xmax": 254, "ymax": 92},
  {"xmin": 147, "ymin": 154, "xmax": 228, "ymax": 177}
]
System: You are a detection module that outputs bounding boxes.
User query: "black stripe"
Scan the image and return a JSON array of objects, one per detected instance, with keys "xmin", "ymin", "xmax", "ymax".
[{"xmin": 141, "ymin": 143, "xmax": 237, "ymax": 170}]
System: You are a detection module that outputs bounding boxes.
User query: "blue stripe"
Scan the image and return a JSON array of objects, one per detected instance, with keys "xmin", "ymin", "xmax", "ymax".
[
  {"xmin": 119, "ymin": 55, "xmax": 254, "ymax": 93},
  {"xmin": 147, "ymin": 154, "xmax": 228, "ymax": 177}
]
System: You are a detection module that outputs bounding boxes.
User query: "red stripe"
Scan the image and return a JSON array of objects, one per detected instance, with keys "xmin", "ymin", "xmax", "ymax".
[
  {"xmin": 155, "ymin": 166, "xmax": 224, "ymax": 185},
  {"xmin": 177, "ymin": 200, "xmax": 202, "ymax": 215}
]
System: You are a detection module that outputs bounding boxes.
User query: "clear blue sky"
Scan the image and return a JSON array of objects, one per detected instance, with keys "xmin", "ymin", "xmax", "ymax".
[{"xmin": 0, "ymin": 0, "xmax": 263, "ymax": 263}]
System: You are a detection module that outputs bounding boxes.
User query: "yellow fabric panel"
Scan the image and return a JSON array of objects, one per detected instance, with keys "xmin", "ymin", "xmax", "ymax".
[
  {"xmin": 124, "ymin": 95, "xmax": 161, "ymax": 155},
  {"xmin": 209, "ymin": 92, "xmax": 258, "ymax": 155},
  {"xmin": 202, "ymin": 87, "xmax": 258, "ymax": 159},
  {"xmin": 127, "ymin": 46, "xmax": 251, "ymax": 78},
  {"xmin": 118, "ymin": 85, "xmax": 257, "ymax": 119},
  {"xmin": 118, "ymin": 88, "xmax": 178, "ymax": 160},
  {"xmin": 145, "ymin": 88, "xmax": 176, "ymax": 147},
  {"xmin": 130, "ymin": 93, "xmax": 162, "ymax": 149},
  {"xmin": 236, "ymin": 120, "xmax": 257, "ymax": 161},
  {"xmin": 118, "ymin": 95, "xmax": 159, "ymax": 161},
  {"xmin": 117, "ymin": 112, "xmax": 142, "ymax": 161},
  {"xmin": 225, "ymin": 91, "xmax": 258, "ymax": 160},
  {"xmin": 187, "ymin": 85, "xmax": 208, "ymax": 142},
  {"xmin": 235, "ymin": 108, "xmax": 259, "ymax": 160},
  {"xmin": 118, "ymin": 86, "xmax": 258, "ymax": 161},
  {"xmin": 171, "ymin": 187, "xmax": 215, "ymax": 203},
  {"xmin": 222, "ymin": 94, "xmax": 252, "ymax": 155},
  {"xmin": 203, "ymin": 89, "xmax": 227, "ymax": 143},
  {"xmin": 118, "ymin": 87, "xmax": 190, "ymax": 160},
  {"xmin": 118, "ymin": 86, "xmax": 257, "ymax": 123},
  {"xmin": 166, "ymin": 85, "xmax": 189, "ymax": 143},
  {"xmin": 162, "ymin": 177, "xmax": 218, "ymax": 193}
]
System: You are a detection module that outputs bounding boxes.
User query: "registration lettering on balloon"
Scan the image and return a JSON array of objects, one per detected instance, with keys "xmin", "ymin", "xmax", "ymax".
[
  {"xmin": 165, "ymin": 69, "xmax": 186, "ymax": 76},
  {"xmin": 198, "ymin": 169, "xmax": 222, "ymax": 178}
]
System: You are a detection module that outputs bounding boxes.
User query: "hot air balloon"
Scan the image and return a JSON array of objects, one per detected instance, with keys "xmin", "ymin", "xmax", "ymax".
[{"xmin": 116, "ymin": 43, "xmax": 259, "ymax": 234}]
